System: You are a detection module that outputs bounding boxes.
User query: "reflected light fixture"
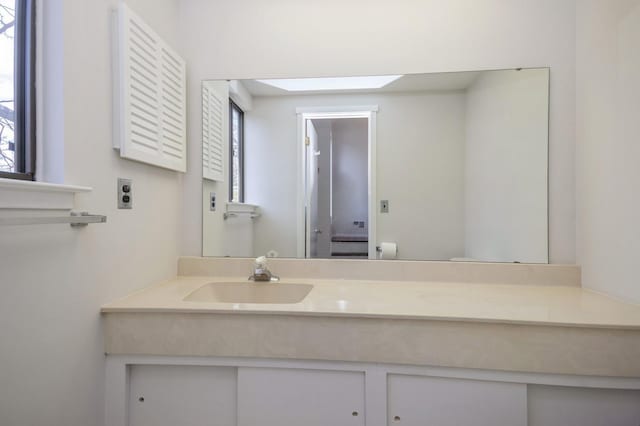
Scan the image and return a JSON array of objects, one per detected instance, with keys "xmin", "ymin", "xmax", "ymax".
[{"xmin": 256, "ymin": 75, "xmax": 403, "ymax": 92}]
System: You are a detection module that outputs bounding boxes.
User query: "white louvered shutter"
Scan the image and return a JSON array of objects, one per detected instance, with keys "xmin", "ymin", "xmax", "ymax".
[
  {"xmin": 113, "ymin": 2, "xmax": 187, "ymax": 172},
  {"xmin": 202, "ymin": 81, "xmax": 229, "ymax": 181}
]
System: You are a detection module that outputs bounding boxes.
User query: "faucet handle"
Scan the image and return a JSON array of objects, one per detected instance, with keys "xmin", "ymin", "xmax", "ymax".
[
  {"xmin": 249, "ymin": 255, "xmax": 279, "ymax": 282},
  {"xmin": 254, "ymin": 256, "xmax": 268, "ymax": 269}
]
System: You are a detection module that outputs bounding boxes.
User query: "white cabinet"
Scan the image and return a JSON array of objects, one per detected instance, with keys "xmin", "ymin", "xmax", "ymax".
[
  {"xmin": 528, "ymin": 385, "xmax": 640, "ymax": 426},
  {"xmin": 237, "ymin": 367, "xmax": 366, "ymax": 426},
  {"xmin": 387, "ymin": 374, "xmax": 527, "ymax": 426},
  {"xmin": 107, "ymin": 359, "xmax": 640, "ymax": 426},
  {"xmin": 128, "ymin": 365, "xmax": 236, "ymax": 426}
]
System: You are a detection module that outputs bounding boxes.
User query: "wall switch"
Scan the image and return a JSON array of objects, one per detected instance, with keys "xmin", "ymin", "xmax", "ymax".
[
  {"xmin": 380, "ymin": 200, "xmax": 389, "ymax": 213},
  {"xmin": 118, "ymin": 178, "xmax": 132, "ymax": 209},
  {"xmin": 210, "ymin": 192, "xmax": 216, "ymax": 211}
]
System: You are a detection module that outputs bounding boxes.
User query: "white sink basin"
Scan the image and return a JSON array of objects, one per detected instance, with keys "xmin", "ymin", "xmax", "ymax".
[{"xmin": 184, "ymin": 282, "xmax": 313, "ymax": 304}]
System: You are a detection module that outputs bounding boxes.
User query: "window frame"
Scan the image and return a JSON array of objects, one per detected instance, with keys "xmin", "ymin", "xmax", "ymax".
[
  {"xmin": 228, "ymin": 99, "xmax": 244, "ymax": 203},
  {"xmin": 0, "ymin": 0, "xmax": 36, "ymax": 181}
]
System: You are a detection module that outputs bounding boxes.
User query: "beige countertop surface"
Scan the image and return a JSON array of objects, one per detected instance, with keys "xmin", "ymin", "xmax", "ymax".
[{"xmin": 101, "ymin": 276, "xmax": 640, "ymax": 330}]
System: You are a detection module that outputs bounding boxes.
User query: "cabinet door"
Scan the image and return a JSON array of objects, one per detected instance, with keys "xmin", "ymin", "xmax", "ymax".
[
  {"xmin": 129, "ymin": 365, "xmax": 236, "ymax": 426},
  {"xmin": 387, "ymin": 374, "xmax": 527, "ymax": 426},
  {"xmin": 528, "ymin": 385, "xmax": 640, "ymax": 426},
  {"xmin": 238, "ymin": 367, "xmax": 365, "ymax": 426}
]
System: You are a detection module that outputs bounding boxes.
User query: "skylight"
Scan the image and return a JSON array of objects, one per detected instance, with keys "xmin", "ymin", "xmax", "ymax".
[{"xmin": 256, "ymin": 75, "xmax": 403, "ymax": 92}]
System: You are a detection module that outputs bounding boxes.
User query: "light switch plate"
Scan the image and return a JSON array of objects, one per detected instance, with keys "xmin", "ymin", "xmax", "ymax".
[
  {"xmin": 210, "ymin": 192, "xmax": 216, "ymax": 211},
  {"xmin": 118, "ymin": 178, "xmax": 132, "ymax": 209}
]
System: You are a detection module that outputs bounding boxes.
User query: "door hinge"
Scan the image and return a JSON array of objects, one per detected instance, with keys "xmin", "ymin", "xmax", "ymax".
[{"xmin": 305, "ymin": 136, "xmax": 310, "ymax": 146}]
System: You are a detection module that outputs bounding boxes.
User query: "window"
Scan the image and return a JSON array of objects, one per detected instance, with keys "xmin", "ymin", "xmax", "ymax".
[
  {"xmin": 229, "ymin": 99, "xmax": 244, "ymax": 202},
  {"xmin": 0, "ymin": 0, "xmax": 35, "ymax": 180}
]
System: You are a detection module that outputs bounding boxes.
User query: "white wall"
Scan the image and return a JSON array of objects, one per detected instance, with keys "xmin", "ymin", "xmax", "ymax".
[
  {"xmin": 243, "ymin": 91, "xmax": 466, "ymax": 260},
  {"xmin": 376, "ymin": 92, "xmax": 466, "ymax": 260},
  {"xmin": 240, "ymin": 95, "xmax": 297, "ymax": 257},
  {"xmin": 465, "ymin": 69, "xmax": 549, "ymax": 263},
  {"xmin": 331, "ymin": 118, "xmax": 368, "ymax": 237},
  {"xmin": 179, "ymin": 0, "xmax": 577, "ymax": 264},
  {"xmin": 220, "ymin": 214, "xmax": 254, "ymax": 257},
  {"xmin": 0, "ymin": 1, "xmax": 183, "ymax": 426},
  {"xmin": 576, "ymin": 0, "xmax": 640, "ymax": 303}
]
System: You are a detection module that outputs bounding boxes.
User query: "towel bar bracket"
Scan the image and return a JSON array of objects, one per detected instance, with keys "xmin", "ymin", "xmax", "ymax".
[{"xmin": 70, "ymin": 212, "xmax": 107, "ymax": 227}]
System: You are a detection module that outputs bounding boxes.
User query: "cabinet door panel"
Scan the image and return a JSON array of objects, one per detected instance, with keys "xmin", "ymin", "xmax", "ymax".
[
  {"xmin": 387, "ymin": 374, "xmax": 526, "ymax": 426},
  {"xmin": 129, "ymin": 365, "xmax": 236, "ymax": 426},
  {"xmin": 238, "ymin": 367, "xmax": 365, "ymax": 426},
  {"xmin": 528, "ymin": 385, "xmax": 640, "ymax": 426}
]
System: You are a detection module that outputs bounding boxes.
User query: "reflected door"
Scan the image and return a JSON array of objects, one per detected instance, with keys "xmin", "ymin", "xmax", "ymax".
[{"xmin": 306, "ymin": 120, "xmax": 321, "ymax": 258}]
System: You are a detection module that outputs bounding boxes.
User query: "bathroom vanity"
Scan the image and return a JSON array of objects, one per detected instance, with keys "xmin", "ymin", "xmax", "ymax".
[{"xmin": 102, "ymin": 258, "xmax": 640, "ymax": 426}]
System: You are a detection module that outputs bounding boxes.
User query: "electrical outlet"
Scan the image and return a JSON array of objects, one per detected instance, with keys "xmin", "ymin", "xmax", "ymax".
[
  {"xmin": 210, "ymin": 192, "xmax": 216, "ymax": 211},
  {"xmin": 118, "ymin": 178, "xmax": 132, "ymax": 209},
  {"xmin": 380, "ymin": 200, "xmax": 389, "ymax": 213}
]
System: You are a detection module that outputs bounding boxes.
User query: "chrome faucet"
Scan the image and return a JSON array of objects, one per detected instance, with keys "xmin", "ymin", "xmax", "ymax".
[{"xmin": 249, "ymin": 256, "xmax": 280, "ymax": 282}]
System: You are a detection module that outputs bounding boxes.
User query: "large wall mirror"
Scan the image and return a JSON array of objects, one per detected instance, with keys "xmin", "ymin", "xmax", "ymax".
[{"xmin": 202, "ymin": 68, "xmax": 549, "ymax": 263}]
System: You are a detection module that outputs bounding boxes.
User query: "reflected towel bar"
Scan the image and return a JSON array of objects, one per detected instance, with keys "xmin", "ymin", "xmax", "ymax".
[
  {"xmin": 0, "ymin": 212, "xmax": 107, "ymax": 227},
  {"xmin": 223, "ymin": 212, "xmax": 260, "ymax": 220}
]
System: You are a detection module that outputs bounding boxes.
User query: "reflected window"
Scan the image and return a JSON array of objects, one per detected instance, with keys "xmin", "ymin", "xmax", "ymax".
[
  {"xmin": 229, "ymin": 100, "xmax": 244, "ymax": 202},
  {"xmin": 0, "ymin": 0, "xmax": 36, "ymax": 180}
]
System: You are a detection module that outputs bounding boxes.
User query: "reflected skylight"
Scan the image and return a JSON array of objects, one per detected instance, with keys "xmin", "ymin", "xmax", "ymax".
[{"xmin": 256, "ymin": 75, "xmax": 403, "ymax": 92}]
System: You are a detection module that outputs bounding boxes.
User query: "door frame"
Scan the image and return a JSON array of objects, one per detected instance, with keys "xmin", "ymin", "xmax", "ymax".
[{"xmin": 295, "ymin": 105, "xmax": 378, "ymax": 259}]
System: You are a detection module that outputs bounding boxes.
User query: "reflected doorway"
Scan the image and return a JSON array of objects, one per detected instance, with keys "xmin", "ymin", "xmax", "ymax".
[{"xmin": 298, "ymin": 108, "xmax": 377, "ymax": 259}]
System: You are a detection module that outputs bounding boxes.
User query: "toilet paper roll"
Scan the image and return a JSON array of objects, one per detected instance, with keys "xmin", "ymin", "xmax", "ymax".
[{"xmin": 379, "ymin": 242, "xmax": 397, "ymax": 260}]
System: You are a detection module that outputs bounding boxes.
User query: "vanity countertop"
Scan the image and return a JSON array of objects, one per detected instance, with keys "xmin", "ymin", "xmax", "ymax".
[
  {"xmin": 102, "ymin": 274, "xmax": 640, "ymax": 377},
  {"xmin": 101, "ymin": 276, "xmax": 640, "ymax": 330}
]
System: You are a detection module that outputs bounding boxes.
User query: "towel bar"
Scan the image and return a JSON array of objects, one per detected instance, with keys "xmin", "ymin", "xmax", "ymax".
[
  {"xmin": 0, "ymin": 211, "xmax": 107, "ymax": 227},
  {"xmin": 223, "ymin": 212, "xmax": 260, "ymax": 220}
]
